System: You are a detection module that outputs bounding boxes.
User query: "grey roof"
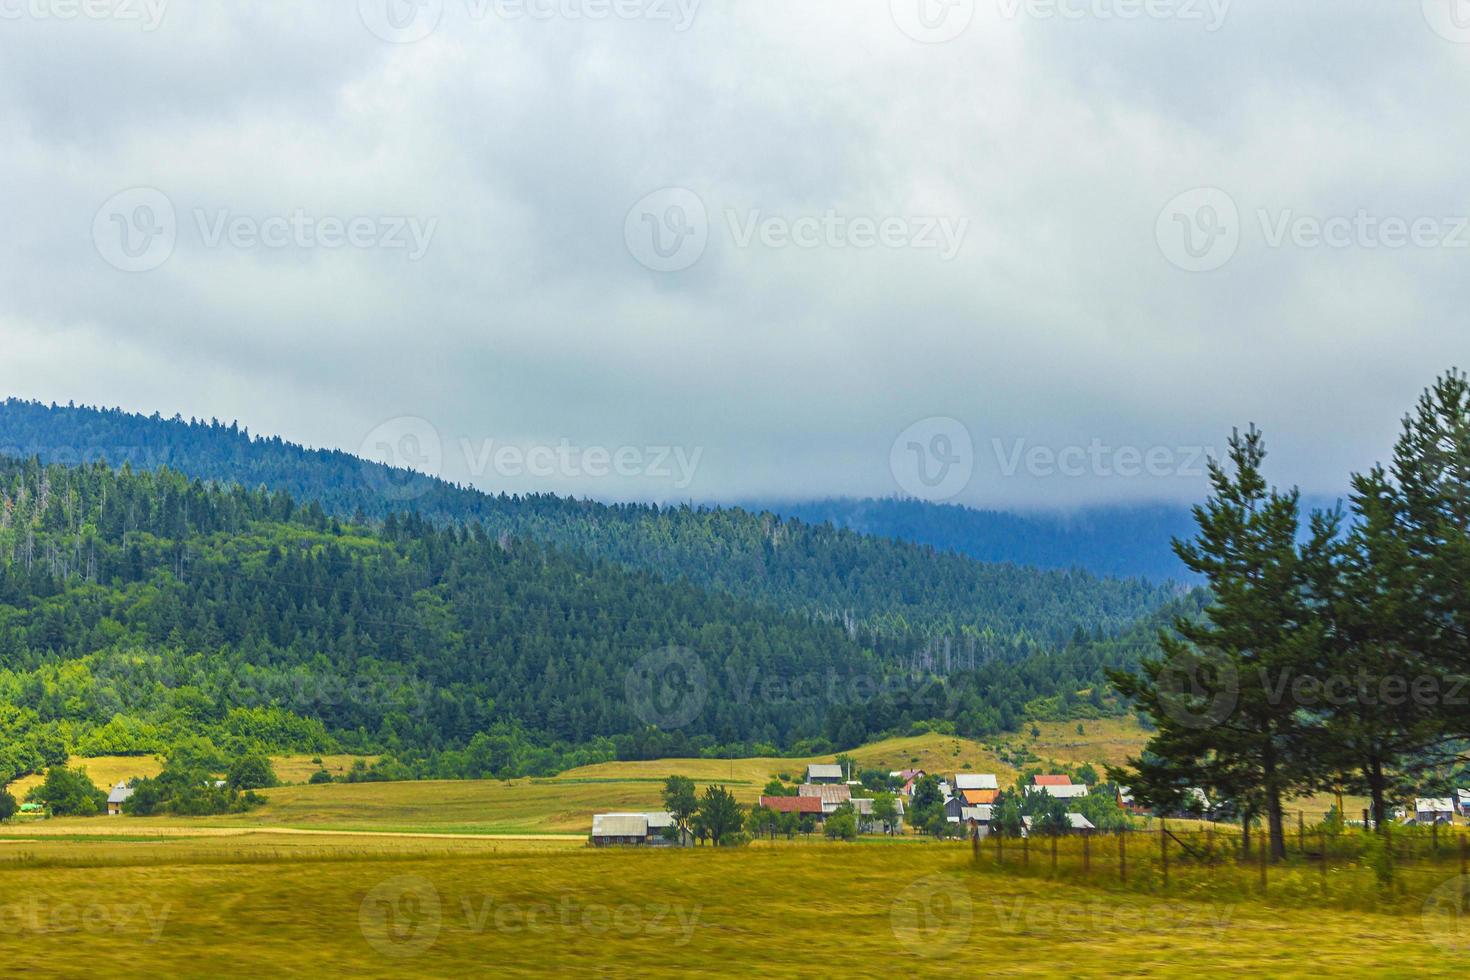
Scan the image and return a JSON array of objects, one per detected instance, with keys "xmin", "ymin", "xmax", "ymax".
[
  {"xmin": 1029, "ymin": 783, "xmax": 1089, "ymax": 799},
  {"xmin": 107, "ymin": 781, "xmax": 134, "ymax": 805},
  {"xmin": 961, "ymin": 805, "xmax": 992, "ymax": 822},
  {"xmin": 591, "ymin": 814, "xmax": 649, "ymax": 837},
  {"xmin": 806, "ymin": 764, "xmax": 844, "ymax": 780},
  {"xmin": 1068, "ymin": 814, "xmax": 1095, "ymax": 830},
  {"xmin": 953, "ymin": 774, "xmax": 998, "ymax": 791},
  {"xmin": 798, "ymin": 783, "xmax": 851, "ymax": 803}
]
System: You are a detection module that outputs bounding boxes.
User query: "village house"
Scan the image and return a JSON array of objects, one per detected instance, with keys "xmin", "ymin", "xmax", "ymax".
[
  {"xmin": 960, "ymin": 788, "xmax": 998, "ymax": 807},
  {"xmin": 798, "ymin": 782, "xmax": 853, "ymax": 815},
  {"xmin": 953, "ymin": 774, "xmax": 998, "ymax": 793},
  {"xmin": 1028, "ymin": 775, "xmax": 1089, "ymax": 800},
  {"xmin": 805, "ymin": 764, "xmax": 845, "ymax": 785},
  {"xmin": 1413, "ymin": 798, "xmax": 1455, "ymax": 825},
  {"xmin": 851, "ymin": 796, "xmax": 905, "ymax": 833},
  {"xmin": 590, "ymin": 811, "xmax": 677, "ymax": 846},
  {"xmin": 1020, "ymin": 813, "xmax": 1096, "ymax": 836},
  {"xmin": 1457, "ymin": 789, "xmax": 1470, "ymax": 818},
  {"xmin": 106, "ymin": 781, "xmax": 134, "ymax": 816},
  {"xmin": 759, "ymin": 795, "xmax": 824, "ymax": 821},
  {"xmin": 888, "ymin": 769, "xmax": 926, "ymax": 798}
]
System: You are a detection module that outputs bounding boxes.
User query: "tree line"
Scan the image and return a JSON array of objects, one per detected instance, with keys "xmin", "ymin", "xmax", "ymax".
[{"xmin": 0, "ymin": 455, "xmax": 1172, "ymax": 785}]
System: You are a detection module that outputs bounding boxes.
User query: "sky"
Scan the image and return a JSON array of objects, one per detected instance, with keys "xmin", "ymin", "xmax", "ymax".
[{"xmin": 1, "ymin": 0, "xmax": 1466, "ymax": 511}]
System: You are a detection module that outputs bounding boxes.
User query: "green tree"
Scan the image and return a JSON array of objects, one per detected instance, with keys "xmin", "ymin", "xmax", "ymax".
[
  {"xmin": 824, "ymin": 812, "xmax": 858, "ymax": 841},
  {"xmin": 873, "ymin": 792, "xmax": 900, "ymax": 835},
  {"xmin": 1111, "ymin": 427, "xmax": 1335, "ymax": 861},
  {"xmin": 227, "ymin": 752, "xmax": 278, "ymax": 791},
  {"xmin": 662, "ymin": 775, "xmax": 698, "ymax": 847},
  {"xmin": 1322, "ymin": 372, "xmax": 1470, "ymax": 828},
  {"xmin": 0, "ymin": 787, "xmax": 16, "ymax": 822},
  {"xmin": 745, "ymin": 803, "xmax": 777, "ymax": 840},
  {"xmin": 694, "ymin": 785, "xmax": 744, "ymax": 847},
  {"xmin": 26, "ymin": 765, "xmax": 107, "ymax": 816}
]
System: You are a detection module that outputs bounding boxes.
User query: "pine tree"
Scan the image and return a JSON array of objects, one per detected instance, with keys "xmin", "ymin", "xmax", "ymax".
[{"xmin": 1111, "ymin": 427, "xmax": 1336, "ymax": 860}]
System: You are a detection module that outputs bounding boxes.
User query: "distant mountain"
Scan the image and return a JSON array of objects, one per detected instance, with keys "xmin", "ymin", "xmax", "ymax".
[
  {"xmin": 0, "ymin": 400, "xmax": 1185, "ymax": 647},
  {"xmin": 752, "ymin": 498, "xmax": 1200, "ymax": 582}
]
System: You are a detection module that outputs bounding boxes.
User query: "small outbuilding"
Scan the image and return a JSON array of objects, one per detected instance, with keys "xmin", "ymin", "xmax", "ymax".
[{"xmin": 106, "ymin": 781, "xmax": 134, "ymax": 816}]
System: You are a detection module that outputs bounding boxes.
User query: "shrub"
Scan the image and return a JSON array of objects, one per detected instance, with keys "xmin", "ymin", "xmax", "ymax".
[
  {"xmin": 227, "ymin": 752, "xmax": 278, "ymax": 790},
  {"xmin": 26, "ymin": 766, "xmax": 107, "ymax": 816}
]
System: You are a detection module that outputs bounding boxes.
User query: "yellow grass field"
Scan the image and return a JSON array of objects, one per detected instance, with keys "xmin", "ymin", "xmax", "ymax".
[{"xmin": 0, "ymin": 837, "xmax": 1462, "ymax": 977}]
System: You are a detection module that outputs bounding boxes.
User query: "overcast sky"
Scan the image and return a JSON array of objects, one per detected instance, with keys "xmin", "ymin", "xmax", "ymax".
[{"xmin": 1, "ymin": 1, "xmax": 1466, "ymax": 511}]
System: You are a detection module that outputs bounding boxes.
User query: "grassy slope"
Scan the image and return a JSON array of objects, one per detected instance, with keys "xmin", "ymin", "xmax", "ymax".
[
  {"xmin": 0, "ymin": 841, "xmax": 1454, "ymax": 977},
  {"xmin": 4, "ymin": 754, "xmax": 377, "ymax": 799}
]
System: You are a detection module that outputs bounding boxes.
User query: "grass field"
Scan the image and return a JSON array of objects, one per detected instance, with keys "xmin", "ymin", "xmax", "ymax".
[{"xmin": 0, "ymin": 835, "xmax": 1462, "ymax": 977}]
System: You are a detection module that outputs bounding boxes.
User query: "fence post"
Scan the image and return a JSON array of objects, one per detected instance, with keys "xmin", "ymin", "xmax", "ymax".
[
  {"xmin": 1160, "ymin": 819, "xmax": 1169, "ymax": 889},
  {"xmin": 1298, "ymin": 811, "xmax": 1305, "ymax": 855},
  {"xmin": 1319, "ymin": 831, "xmax": 1327, "ymax": 891},
  {"xmin": 972, "ymin": 825, "xmax": 980, "ymax": 864},
  {"xmin": 1051, "ymin": 833, "xmax": 1058, "ymax": 876},
  {"xmin": 1207, "ymin": 826, "xmax": 1215, "ymax": 864},
  {"xmin": 1119, "ymin": 832, "xmax": 1128, "ymax": 884},
  {"xmin": 1083, "ymin": 832, "xmax": 1091, "ymax": 875},
  {"xmin": 1258, "ymin": 838, "xmax": 1268, "ymax": 895},
  {"xmin": 1433, "ymin": 819, "xmax": 1440, "ymax": 858},
  {"xmin": 996, "ymin": 830, "xmax": 1003, "ymax": 867},
  {"xmin": 1023, "ymin": 832, "xmax": 1029, "ymax": 868}
]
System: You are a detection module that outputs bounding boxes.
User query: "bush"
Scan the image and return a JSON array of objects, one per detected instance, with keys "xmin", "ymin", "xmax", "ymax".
[
  {"xmin": 227, "ymin": 752, "xmax": 278, "ymax": 791},
  {"xmin": 308, "ymin": 769, "xmax": 334, "ymax": 784},
  {"xmin": 26, "ymin": 766, "xmax": 107, "ymax": 816},
  {"xmin": 824, "ymin": 809, "xmax": 859, "ymax": 841}
]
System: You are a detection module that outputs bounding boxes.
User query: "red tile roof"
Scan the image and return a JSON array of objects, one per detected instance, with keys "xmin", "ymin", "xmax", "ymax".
[
  {"xmin": 1033, "ymin": 775, "xmax": 1072, "ymax": 786},
  {"xmin": 760, "ymin": 795, "xmax": 822, "ymax": 814}
]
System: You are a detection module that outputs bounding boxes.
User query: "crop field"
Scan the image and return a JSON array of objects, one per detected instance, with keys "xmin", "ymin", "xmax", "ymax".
[{"xmin": 0, "ymin": 834, "xmax": 1463, "ymax": 977}]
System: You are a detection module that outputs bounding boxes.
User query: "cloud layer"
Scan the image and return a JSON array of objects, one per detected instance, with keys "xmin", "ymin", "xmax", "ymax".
[{"xmin": 2, "ymin": 0, "xmax": 1466, "ymax": 510}]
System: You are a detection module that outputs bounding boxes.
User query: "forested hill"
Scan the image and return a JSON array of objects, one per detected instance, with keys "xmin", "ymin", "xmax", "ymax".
[
  {"xmin": 0, "ymin": 400, "xmax": 1184, "ymax": 646},
  {"xmin": 0, "ymin": 458, "xmax": 1190, "ymax": 780},
  {"xmin": 758, "ymin": 498, "xmax": 1200, "ymax": 582}
]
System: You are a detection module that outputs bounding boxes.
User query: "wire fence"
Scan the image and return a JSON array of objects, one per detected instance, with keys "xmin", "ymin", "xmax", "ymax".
[{"xmin": 970, "ymin": 814, "xmax": 1470, "ymax": 913}]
